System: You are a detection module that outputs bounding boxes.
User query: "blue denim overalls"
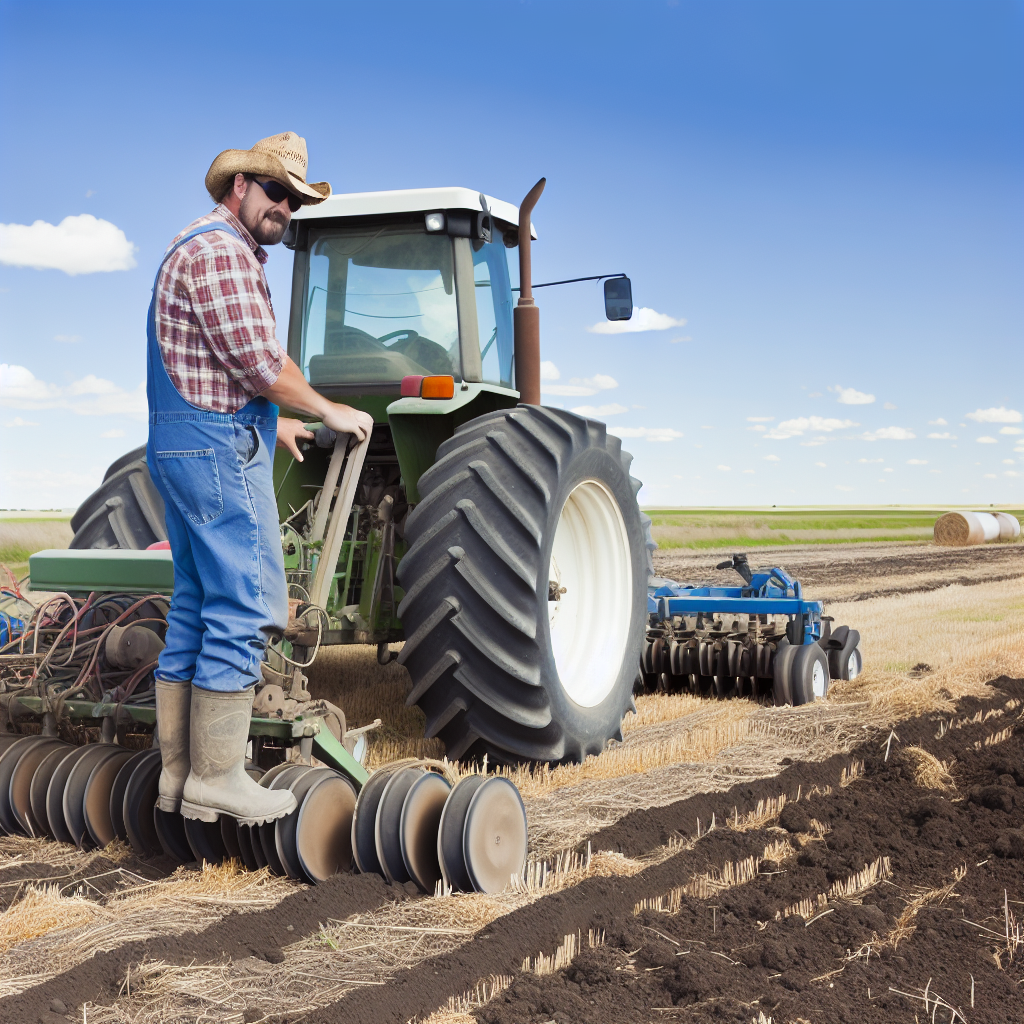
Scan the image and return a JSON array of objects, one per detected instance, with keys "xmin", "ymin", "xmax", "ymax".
[{"xmin": 147, "ymin": 224, "xmax": 288, "ymax": 692}]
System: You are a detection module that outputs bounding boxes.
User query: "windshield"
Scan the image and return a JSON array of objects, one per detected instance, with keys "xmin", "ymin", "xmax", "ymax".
[{"xmin": 301, "ymin": 226, "xmax": 461, "ymax": 385}]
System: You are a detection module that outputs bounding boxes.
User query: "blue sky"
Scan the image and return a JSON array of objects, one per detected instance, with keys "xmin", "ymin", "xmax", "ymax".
[{"xmin": 1, "ymin": 0, "xmax": 1021, "ymax": 509}]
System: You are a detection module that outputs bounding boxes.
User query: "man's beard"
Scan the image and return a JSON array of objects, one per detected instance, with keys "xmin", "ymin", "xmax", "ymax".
[{"xmin": 238, "ymin": 189, "xmax": 289, "ymax": 246}]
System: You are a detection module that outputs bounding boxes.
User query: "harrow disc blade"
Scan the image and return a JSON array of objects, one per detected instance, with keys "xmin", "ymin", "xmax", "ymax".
[
  {"xmin": 46, "ymin": 747, "xmax": 95, "ymax": 844},
  {"xmin": 351, "ymin": 765, "xmax": 400, "ymax": 876},
  {"xmin": 248, "ymin": 824, "xmax": 269, "ymax": 868},
  {"xmin": 399, "ymin": 770, "xmax": 451, "ymax": 893},
  {"xmin": 463, "ymin": 777, "xmax": 528, "ymax": 894},
  {"xmin": 184, "ymin": 816, "xmax": 227, "ymax": 866},
  {"xmin": 122, "ymin": 749, "xmax": 164, "ymax": 857},
  {"xmin": 219, "ymin": 815, "xmax": 242, "ymax": 862},
  {"xmin": 275, "ymin": 767, "xmax": 333, "ymax": 880},
  {"xmin": 11, "ymin": 739, "xmax": 68, "ymax": 836},
  {"xmin": 295, "ymin": 772, "xmax": 358, "ymax": 884},
  {"xmin": 257, "ymin": 764, "xmax": 307, "ymax": 875},
  {"xmin": 154, "ymin": 806, "xmax": 194, "ymax": 863},
  {"xmin": 234, "ymin": 821, "xmax": 261, "ymax": 871},
  {"xmin": 64, "ymin": 745, "xmax": 125, "ymax": 849},
  {"xmin": 437, "ymin": 773, "xmax": 485, "ymax": 893},
  {"xmin": 109, "ymin": 750, "xmax": 153, "ymax": 843},
  {"xmin": 83, "ymin": 748, "xmax": 135, "ymax": 848},
  {"xmin": 0, "ymin": 736, "xmax": 45, "ymax": 835},
  {"xmin": 30, "ymin": 743, "xmax": 77, "ymax": 839},
  {"xmin": 375, "ymin": 765, "xmax": 425, "ymax": 884}
]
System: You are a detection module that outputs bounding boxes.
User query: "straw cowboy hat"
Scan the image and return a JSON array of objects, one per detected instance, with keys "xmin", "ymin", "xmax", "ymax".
[{"xmin": 205, "ymin": 132, "xmax": 331, "ymax": 206}]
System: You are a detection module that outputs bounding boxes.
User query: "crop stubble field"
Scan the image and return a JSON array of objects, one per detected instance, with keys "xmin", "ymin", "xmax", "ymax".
[{"xmin": 0, "ymin": 523, "xmax": 1021, "ymax": 1023}]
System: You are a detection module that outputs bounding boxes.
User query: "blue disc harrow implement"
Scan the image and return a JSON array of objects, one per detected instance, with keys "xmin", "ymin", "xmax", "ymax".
[{"xmin": 640, "ymin": 554, "xmax": 863, "ymax": 705}]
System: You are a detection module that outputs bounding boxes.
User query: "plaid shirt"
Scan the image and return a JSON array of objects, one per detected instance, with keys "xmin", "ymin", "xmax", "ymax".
[{"xmin": 154, "ymin": 205, "xmax": 285, "ymax": 413}]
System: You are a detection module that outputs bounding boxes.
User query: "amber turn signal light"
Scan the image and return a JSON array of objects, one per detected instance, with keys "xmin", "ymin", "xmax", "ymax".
[{"xmin": 400, "ymin": 375, "xmax": 455, "ymax": 400}]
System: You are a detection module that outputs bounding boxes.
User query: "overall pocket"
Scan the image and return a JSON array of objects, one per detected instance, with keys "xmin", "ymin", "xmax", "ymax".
[{"xmin": 156, "ymin": 448, "xmax": 224, "ymax": 525}]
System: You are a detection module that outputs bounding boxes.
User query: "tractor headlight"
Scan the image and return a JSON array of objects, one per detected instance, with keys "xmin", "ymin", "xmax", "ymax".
[{"xmin": 424, "ymin": 212, "xmax": 445, "ymax": 233}]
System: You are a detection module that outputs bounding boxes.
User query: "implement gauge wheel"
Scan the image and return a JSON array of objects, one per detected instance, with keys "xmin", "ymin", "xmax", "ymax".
[{"xmin": 396, "ymin": 407, "xmax": 647, "ymax": 764}]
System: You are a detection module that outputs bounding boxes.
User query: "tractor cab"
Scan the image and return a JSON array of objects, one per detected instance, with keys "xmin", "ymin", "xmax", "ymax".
[{"xmin": 283, "ymin": 188, "xmax": 530, "ymax": 396}]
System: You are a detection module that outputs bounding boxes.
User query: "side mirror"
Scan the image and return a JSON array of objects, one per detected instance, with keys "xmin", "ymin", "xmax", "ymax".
[{"xmin": 604, "ymin": 276, "xmax": 633, "ymax": 321}]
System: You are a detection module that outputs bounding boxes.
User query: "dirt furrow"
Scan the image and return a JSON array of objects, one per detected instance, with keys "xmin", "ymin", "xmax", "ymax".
[
  {"xmin": 307, "ymin": 677, "xmax": 1023, "ymax": 1024},
  {"xmin": 0, "ymin": 869, "xmax": 393, "ymax": 1020}
]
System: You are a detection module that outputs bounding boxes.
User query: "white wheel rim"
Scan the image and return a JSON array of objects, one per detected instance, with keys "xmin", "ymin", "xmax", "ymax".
[
  {"xmin": 548, "ymin": 479, "xmax": 632, "ymax": 707},
  {"xmin": 811, "ymin": 659, "xmax": 826, "ymax": 699},
  {"xmin": 848, "ymin": 650, "xmax": 860, "ymax": 679}
]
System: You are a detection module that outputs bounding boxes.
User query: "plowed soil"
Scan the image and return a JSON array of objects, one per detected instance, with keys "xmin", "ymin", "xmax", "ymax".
[
  {"xmin": 465, "ymin": 678, "xmax": 1024, "ymax": 1024},
  {"xmin": 654, "ymin": 540, "xmax": 1023, "ymax": 603}
]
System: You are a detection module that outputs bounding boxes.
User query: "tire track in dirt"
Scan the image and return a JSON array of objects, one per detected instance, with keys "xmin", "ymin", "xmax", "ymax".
[{"xmin": 305, "ymin": 676, "xmax": 1023, "ymax": 1024}]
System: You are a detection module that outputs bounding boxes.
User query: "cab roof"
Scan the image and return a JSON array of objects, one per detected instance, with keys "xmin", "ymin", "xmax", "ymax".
[{"xmin": 292, "ymin": 186, "xmax": 537, "ymax": 238}]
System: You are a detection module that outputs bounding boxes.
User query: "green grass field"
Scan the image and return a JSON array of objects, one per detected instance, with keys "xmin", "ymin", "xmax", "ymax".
[{"xmin": 643, "ymin": 506, "xmax": 1024, "ymax": 550}]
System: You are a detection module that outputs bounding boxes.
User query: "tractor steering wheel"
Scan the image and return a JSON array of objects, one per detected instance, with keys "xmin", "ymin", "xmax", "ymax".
[{"xmin": 379, "ymin": 329, "xmax": 421, "ymax": 347}]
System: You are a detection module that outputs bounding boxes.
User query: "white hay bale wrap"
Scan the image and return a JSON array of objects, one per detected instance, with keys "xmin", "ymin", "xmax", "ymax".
[
  {"xmin": 992, "ymin": 511, "xmax": 1022, "ymax": 541},
  {"xmin": 934, "ymin": 510, "xmax": 1016, "ymax": 546}
]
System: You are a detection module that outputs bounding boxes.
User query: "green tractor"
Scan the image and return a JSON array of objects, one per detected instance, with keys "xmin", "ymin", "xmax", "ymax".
[{"xmin": 39, "ymin": 181, "xmax": 652, "ymax": 766}]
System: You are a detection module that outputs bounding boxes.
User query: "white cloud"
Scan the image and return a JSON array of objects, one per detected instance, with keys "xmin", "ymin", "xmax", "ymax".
[
  {"xmin": 748, "ymin": 425, "xmax": 766, "ymax": 433},
  {"xmin": 907, "ymin": 459, "xmax": 928, "ymax": 465},
  {"xmin": 1000, "ymin": 426, "xmax": 1022, "ymax": 435},
  {"xmin": 570, "ymin": 402, "xmax": 628, "ymax": 418},
  {"xmin": 984, "ymin": 473, "xmax": 996, "ymax": 479},
  {"xmin": 861, "ymin": 427, "xmax": 916, "ymax": 441},
  {"xmin": 100, "ymin": 428, "xmax": 126, "ymax": 438},
  {"xmin": 1003, "ymin": 459, "xmax": 1015, "ymax": 465},
  {"xmin": 763, "ymin": 454, "xmax": 780, "ymax": 462},
  {"xmin": 0, "ymin": 214, "xmax": 137, "ymax": 275},
  {"xmin": 0, "ymin": 363, "xmax": 146, "ymax": 417},
  {"xmin": 928, "ymin": 418, "xmax": 947, "ymax": 426},
  {"xmin": 1006, "ymin": 470, "xmax": 1021, "ymax": 477},
  {"xmin": 4, "ymin": 416, "xmax": 39, "ymax": 427},
  {"xmin": 742, "ymin": 469, "xmax": 754, "ymax": 474},
  {"xmin": 717, "ymin": 465, "xmax": 731, "ymax": 472},
  {"xmin": 814, "ymin": 462, "xmax": 827, "ymax": 468},
  {"xmin": 799, "ymin": 439, "xmax": 826, "ymax": 447},
  {"xmin": 883, "ymin": 402, "xmax": 897, "ymax": 410},
  {"xmin": 53, "ymin": 334, "xmax": 81, "ymax": 343},
  {"xmin": 588, "ymin": 308, "xmax": 686, "ymax": 334},
  {"xmin": 746, "ymin": 416, "xmax": 774, "ymax": 423},
  {"xmin": 608, "ymin": 426, "xmax": 683, "ymax": 443},
  {"xmin": 540, "ymin": 361, "xmax": 560, "ymax": 381},
  {"xmin": 965, "ymin": 407, "xmax": 1022, "ymax": 424},
  {"xmin": 976, "ymin": 436, "xmax": 997, "ymax": 444},
  {"xmin": 883, "ymin": 467, "xmax": 894, "ymax": 473},
  {"xmin": 835, "ymin": 485, "xmax": 853, "ymax": 492},
  {"xmin": 858, "ymin": 458, "xmax": 883, "ymax": 463},
  {"xmin": 928, "ymin": 432, "xmax": 956, "ymax": 440},
  {"xmin": 669, "ymin": 336, "xmax": 692, "ymax": 344},
  {"xmin": 830, "ymin": 385, "xmax": 875, "ymax": 405},
  {"xmin": 700, "ymin": 425, "xmax": 712, "ymax": 430},
  {"xmin": 542, "ymin": 373, "xmax": 618, "ymax": 397},
  {"xmin": 765, "ymin": 416, "xmax": 857, "ymax": 439}
]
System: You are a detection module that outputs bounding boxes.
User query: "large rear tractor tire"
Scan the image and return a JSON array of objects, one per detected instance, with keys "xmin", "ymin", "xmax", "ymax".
[
  {"xmin": 396, "ymin": 407, "xmax": 647, "ymax": 765},
  {"xmin": 70, "ymin": 446, "xmax": 166, "ymax": 550}
]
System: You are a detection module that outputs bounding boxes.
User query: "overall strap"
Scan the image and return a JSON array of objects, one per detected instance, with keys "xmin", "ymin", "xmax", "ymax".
[
  {"xmin": 146, "ymin": 221, "xmax": 249, "ymax": 415},
  {"xmin": 151, "ymin": 222, "xmax": 246, "ymax": 291}
]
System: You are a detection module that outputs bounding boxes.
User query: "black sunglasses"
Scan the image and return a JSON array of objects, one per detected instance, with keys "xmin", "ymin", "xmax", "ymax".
[{"xmin": 251, "ymin": 177, "xmax": 302, "ymax": 213}]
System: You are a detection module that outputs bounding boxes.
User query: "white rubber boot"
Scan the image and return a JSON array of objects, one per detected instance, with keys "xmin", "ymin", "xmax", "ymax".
[
  {"xmin": 155, "ymin": 679, "xmax": 191, "ymax": 812},
  {"xmin": 180, "ymin": 686, "xmax": 296, "ymax": 825}
]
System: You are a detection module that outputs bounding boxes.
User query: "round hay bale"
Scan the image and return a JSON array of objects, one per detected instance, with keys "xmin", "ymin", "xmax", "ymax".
[
  {"xmin": 975, "ymin": 511, "xmax": 1001, "ymax": 541},
  {"xmin": 993, "ymin": 511, "xmax": 1021, "ymax": 541},
  {"xmin": 934, "ymin": 511, "xmax": 985, "ymax": 546}
]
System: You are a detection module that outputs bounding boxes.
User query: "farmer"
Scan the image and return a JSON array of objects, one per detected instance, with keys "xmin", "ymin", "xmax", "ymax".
[{"xmin": 147, "ymin": 133, "xmax": 373, "ymax": 826}]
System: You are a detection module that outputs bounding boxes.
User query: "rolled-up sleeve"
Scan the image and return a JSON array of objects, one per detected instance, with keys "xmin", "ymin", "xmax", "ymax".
[{"xmin": 186, "ymin": 244, "xmax": 284, "ymax": 396}]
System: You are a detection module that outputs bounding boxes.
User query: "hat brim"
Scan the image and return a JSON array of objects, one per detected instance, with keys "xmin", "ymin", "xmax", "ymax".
[{"xmin": 205, "ymin": 149, "xmax": 331, "ymax": 206}]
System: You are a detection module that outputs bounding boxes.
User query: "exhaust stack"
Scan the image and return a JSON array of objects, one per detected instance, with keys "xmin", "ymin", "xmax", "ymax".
[{"xmin": 513, "ymin": 177, "xmax": 546, "ymax": 405}]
